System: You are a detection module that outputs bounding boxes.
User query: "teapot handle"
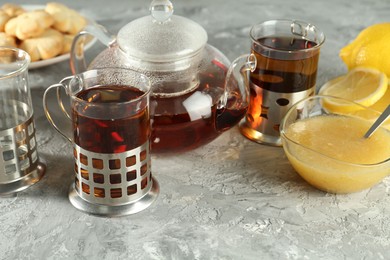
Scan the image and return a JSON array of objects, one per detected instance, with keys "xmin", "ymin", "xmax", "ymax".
[
  {"xmin": 215, "ymin": 53, "xmax": 256, "ymax": 132},
  {"xmin": 219, "ymin": 53, "xmax": 256, "ymax": 110},
  {"xmin": 70, "ymin": 22, "xmax": 115, "ymax": 74}
]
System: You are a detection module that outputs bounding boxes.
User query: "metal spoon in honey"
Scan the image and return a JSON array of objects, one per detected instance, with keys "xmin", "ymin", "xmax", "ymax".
[{"xmin": 364, "ymin": 105, "xmax": 390, "ymax": 138}]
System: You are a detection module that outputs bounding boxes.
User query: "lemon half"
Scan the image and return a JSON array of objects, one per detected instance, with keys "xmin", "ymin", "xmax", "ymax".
[{"xmin": 319, "ymin": 67, "xmax": 388, "ymax": 113}]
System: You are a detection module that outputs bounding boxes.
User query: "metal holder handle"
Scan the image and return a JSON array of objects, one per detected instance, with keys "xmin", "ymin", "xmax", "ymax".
[
  {"xmin": 290, "ymin": 20, "xmax": 320, "ymax": 46},
  {"xmin": 42, "ymin": 77, "xmax": 74, "ymax": 143}
]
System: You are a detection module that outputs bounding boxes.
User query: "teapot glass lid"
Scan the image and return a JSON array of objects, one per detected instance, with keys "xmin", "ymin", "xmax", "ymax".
[{"xmin": 117, "ymin": 0, "xmax": 208, "ymax": 62}]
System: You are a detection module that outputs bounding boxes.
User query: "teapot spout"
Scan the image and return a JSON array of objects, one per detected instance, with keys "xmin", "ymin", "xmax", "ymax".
[{"xmin": 216, "ymin": 54, "xmax": 256, "ymax": 131}]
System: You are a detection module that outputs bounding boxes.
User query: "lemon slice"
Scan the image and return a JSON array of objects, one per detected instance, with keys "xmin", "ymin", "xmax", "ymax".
[{"xmin": 319, "ymin": 67, "xmax": 388, "ymax": 113}]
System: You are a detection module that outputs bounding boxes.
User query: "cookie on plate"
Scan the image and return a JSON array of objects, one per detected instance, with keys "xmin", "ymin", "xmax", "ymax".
[
  {"xmin": 5, "ymin": 10, "xmax": 54, "ymax": 40},
  {"xmin": 0, "ymin": 10, "xmax": 10, "ymax": 32},
  {"xmin": 1, "ymin": 3, "xmax": 25, "ymax": 18},
  {"xmin": 45, "ymin": 2, "xmax": 87, "ymax": 35},
  {"xmin": 19, "ymin": 28, "xmax": 64, "ymax": 61},
  {"xmin": 61, "ymin": 34, "xmax": 75, "ymax": 54},
  {"xmin": 0, "ymin": 32, "xmax": 16, "ymax": 47}
]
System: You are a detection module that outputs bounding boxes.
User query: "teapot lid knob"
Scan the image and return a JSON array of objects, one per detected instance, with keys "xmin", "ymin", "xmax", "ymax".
[{"xmin": 150, "ymin": 0, "xmax": 173, "ymax": 23}]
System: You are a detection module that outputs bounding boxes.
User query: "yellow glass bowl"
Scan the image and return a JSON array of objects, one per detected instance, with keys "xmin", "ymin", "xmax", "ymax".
[{"xmin": 280, "ymin": 95, "xmax": 390, "ymax": 194}]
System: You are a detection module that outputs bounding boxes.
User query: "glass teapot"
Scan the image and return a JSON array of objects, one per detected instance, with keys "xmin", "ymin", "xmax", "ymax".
[{"xmin": 70, "ymin": 0, "xmax": 256, "ymax": 153}]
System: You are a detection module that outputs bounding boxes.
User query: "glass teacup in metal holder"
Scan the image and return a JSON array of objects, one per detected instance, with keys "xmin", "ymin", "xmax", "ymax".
[{"xmin": 0, "ymin": 47, "xmax": 46, "ymax": 197}]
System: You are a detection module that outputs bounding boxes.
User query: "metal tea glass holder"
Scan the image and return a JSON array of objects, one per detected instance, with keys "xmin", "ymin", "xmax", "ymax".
[
  {"xmin": 43, "ymin": 68, "xmax": 159, "ymax": 217},
  {"xmin": 0, "ymin": 47, "xmax": 45, "ymax": 196}
]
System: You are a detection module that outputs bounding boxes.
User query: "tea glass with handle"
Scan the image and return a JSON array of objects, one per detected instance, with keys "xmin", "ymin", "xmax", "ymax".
[
  {"xmin": 43, "ymin": 67, "xmax": 159, "ymax": 217},
  {"xmin": 0, "ymin": 47, "xmax": 45, "ymax": 197}
]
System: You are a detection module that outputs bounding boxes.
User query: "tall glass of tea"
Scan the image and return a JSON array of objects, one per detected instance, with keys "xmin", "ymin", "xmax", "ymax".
[
  {"xmin": 43, "ymin": 68, "xmax": 159, "ymax": 217},
  {"xmin": 239, "ymin": 19, "xmax": 325, "ymax": 146}
]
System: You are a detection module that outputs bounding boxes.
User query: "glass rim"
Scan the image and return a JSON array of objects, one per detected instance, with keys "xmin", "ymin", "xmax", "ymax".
[
  {"xmin": 0, "ymin": 47, "xmax": 30, "ymax": 80},
  {"xmin": 69, "ymin": 67, "xmax": 151, "ymax": 106},
  {"xmin": 250, "ymin": 19, "xmax": 326, "ymax": 54},
  {"xmin": 280, "ymin": 95, "xmax": 390, "ymax": 167}
]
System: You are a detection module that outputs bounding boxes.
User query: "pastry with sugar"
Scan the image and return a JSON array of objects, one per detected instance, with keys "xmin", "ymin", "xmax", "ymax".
[
  {"xmin": 1, "ymin": 3, "xmax": 25, "ymax": 18},
  {"xmin": 5, "ymin": 10, "xmax": 54, "ymax": 40},
  {"xmin": 19, "ymin": 28, "xmax": 64, "ymax": 61},
  {"xmin": 61, "ymin": 34, "xmax": 75, "ymax": 54},
  {"xmin": 0, "ymin": 32, "xmax": 16, "ymax": 47},
  {"xmin": 0, "ymin": 10, "xmax": 10, "ymax": 32},
  {"xmin": 45, "ymin": 2, "xmax": 87, "ymax": 35}
]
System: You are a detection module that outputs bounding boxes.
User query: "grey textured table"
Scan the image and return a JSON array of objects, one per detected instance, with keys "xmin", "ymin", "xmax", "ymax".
[{"xmin": 1, "ymin": 0, "xmax": 390, "ymax": 259}]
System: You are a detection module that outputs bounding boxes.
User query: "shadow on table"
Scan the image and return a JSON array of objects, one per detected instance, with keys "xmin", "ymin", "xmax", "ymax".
[
  {"xmin": 236, "ymin": 143, "xmax": 323, "ymax": 195},
  {"xmin": 18, "ymin": 151, "xmax": 74, "ymax": 202}
]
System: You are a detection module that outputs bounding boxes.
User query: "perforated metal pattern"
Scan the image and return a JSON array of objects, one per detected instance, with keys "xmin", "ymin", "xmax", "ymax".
[
  {"xmin": 73, "ymin": 141, "xmax": 152, "ymax": 206},
  {"xmin": 0, "ymin": 115, "xmax": 39, "ymax": 183}
]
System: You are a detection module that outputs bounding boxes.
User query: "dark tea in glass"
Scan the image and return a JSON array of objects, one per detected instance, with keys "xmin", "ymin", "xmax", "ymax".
[
  {"xmin": 250, "ymin": 36, "xmax": 319, "ymax": 93},
  {"xmin": 71, "ymin": 85, "xmax": 150, "ymax": 198},
  {"xmin": 44, "ymin": 68, "xmax": 159, "ymax": 216},
  {"xmin": 72, "ymin": 85, "xmax": 150, "ymax": 154},
  {"xmin": 240, "ymin": 20, "xmax": 325, "ymax": 146}
]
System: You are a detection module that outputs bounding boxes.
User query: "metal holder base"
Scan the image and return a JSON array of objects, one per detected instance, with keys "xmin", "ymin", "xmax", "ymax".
[
  {"xmin": 69, "ymin": 177, "xmax": 159, "ymax": 217},
  {"xmin": 239, "ymin": 121, "xmax": 282, "ymax": 147},
  {"xmin": 0, "ymin": 160, "xmax": 46, "ymax": 196}
]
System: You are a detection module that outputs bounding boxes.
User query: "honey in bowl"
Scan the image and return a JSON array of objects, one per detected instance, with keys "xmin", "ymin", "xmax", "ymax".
[{"xmin": 280, "ymin": 95, "xmax": 390, "ymax": 194}]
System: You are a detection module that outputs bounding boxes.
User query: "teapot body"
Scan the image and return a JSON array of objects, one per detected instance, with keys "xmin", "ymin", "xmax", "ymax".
[
  {"xmin": 71, "ymin": 0, "xmax": 256, "ymax": 153},
  {"xmin": 88, "ymin": 44, "xmax": 247, "ymax": 153}
]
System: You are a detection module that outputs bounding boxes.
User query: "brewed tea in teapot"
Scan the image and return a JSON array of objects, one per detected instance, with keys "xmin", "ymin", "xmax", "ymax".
[{"xmin": 71, "ymin": 0, "xmax": 256, "ymax": 153}]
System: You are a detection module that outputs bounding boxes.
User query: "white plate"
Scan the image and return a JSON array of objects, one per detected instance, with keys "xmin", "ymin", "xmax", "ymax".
[{"xmin": 21, "ymin": 5, "xmax": 97, "ymax": 69}]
